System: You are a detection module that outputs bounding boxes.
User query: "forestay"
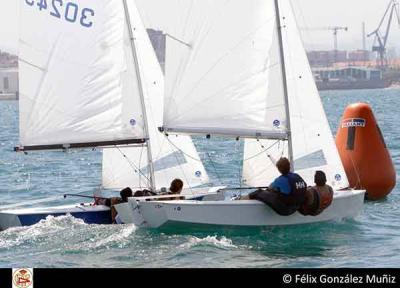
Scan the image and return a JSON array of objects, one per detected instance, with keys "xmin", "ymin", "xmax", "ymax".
[
  {"xmin": 102, "ymin": 1, "xmax": 209, "ymax": 190},
  {"xmin": 162, "ymin": 0, "xmax": 287, "ymax": 139},
  {"xmin": 19, "ymin": 0, "xmax": 146, "ymax": 148},
  {"xmin": 243, "ymin": 0, "xmax": 349, "ymax": 189}
]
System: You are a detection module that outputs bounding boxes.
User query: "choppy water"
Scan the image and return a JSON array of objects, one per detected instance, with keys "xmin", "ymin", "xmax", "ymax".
[{"xmin": 0, "ymin": 88, "xmax": 399, "ymax": 268}]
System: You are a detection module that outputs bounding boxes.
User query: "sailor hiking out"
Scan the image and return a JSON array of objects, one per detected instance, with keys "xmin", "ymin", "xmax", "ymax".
[{"xmin": 238, "ymin": 157, "xmax": 307, "ymax": 216}]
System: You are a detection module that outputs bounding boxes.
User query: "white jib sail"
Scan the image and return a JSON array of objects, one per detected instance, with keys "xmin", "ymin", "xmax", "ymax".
[
  {"xmin": 162, "ymin": 0, "xmax": 287, "ymax": 139},
  {"xmin": 102, "ymin": 1, "xmax": 209, "ymax": 191},
  {"xmin": 243, "ymin": 0, "xmax": 349, "ymax": 189},
  {"xmin": 19, "ymin": 0, "xmax": 146, "ymax": 147}
]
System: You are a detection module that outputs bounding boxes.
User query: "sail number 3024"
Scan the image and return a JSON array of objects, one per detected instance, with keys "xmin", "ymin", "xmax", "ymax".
[{"xmin": 25, "ymin": 0, "xmax": 95, "ymax": 28}]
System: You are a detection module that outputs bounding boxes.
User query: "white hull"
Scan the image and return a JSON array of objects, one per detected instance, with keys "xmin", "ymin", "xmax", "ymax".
[{"xmin": 116, "ymin": 189, "xmax": 365, "ymax": 228}]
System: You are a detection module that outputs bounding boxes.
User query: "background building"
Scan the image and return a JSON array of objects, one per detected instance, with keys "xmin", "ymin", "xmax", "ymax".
[
  {"xmin": 307, "ymin": 50, "xmax": 348, "ymax": 67},
  {"xmin": 0, "ymin": 67, "xmax": 18, "ymax": 94},
  {"xmin": 348, "ymin": 50, "xmax": 371, "ymax": 62}
]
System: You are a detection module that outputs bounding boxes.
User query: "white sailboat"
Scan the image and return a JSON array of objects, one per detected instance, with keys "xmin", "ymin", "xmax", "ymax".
[
  {"xmin": 115, "ymin": 0, "xmax": 366, "ymax": 228},
  {"xmin": 0, "ymin": 0, "xmax": 218, "ymax": 230}
]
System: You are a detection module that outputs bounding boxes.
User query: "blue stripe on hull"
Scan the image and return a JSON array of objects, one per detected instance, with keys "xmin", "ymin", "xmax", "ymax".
[{"xmin": 18, "ymin": 210, "xmax": 112, "ymax": 226}]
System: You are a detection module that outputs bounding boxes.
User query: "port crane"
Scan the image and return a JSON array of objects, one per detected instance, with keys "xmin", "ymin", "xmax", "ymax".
[
  {"xmin": 329, "ymin": 26, "xmax": 349, "ymax": 52},
  {"xmin": 368, "ymin": 0, "xmax": 400, "ymax": 69}
]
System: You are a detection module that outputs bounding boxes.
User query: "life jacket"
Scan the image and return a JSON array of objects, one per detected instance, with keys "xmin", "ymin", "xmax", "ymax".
[
  {"xmin": 299, "ymin": 185, "xmax": 334, "ymax": 216},
  {"xmin": 280, "ymin": 173, "xmax": 307, "ymax": 208}
]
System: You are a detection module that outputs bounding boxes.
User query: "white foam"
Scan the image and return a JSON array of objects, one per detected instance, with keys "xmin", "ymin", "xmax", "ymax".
[
  {"xmin": 0, "ymin": 215, "xmax": 87, "ymax": 248},
  {"xmin": 82, "ymin": 225, "xmax": 137, "ymax": 250},
  {"xmin": 180, "ymin": 236, "xmax": 236, "ymax": 249}
]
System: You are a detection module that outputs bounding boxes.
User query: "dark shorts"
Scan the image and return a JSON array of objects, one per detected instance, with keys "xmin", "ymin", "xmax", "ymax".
[
  {"xmin": 104, "ymin": 198, "xmax": 111, "ymax": 207},
  {"xmin": 249, "ymin": 189, "xmax": 298, "ymax": 216}
]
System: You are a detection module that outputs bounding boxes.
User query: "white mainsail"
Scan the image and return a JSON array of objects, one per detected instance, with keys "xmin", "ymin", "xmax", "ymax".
[
  {"xmin": 158, "ymin": 0, "xmax": 348, "ymax": 189},
  {"xmin": 18, "ymin": 0, "xmax": 146, "ymax": 149},
  {"xmin": 243, "ymin": 0, "xmax": 349, "ymax": 189},
  {"xmin": 102, "ymin": 1, "xmax": 209, "ymax": 191},
  {"xmin": 162, "ymin": 0, "xmax": 287, "ymax": 139}
]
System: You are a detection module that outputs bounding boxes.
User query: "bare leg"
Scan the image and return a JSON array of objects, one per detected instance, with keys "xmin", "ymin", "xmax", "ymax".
[{"xmin": 110, "ymin": 197, "xmax": 121, "ymax": 224}]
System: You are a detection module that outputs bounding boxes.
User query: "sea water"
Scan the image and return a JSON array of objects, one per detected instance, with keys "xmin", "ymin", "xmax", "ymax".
[{"xmin": 0, "ymin": 88, "xmax": 399, "ymax": 268}]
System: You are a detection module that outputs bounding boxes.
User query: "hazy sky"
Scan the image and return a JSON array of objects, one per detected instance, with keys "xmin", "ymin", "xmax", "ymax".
[{"xmin": 1, "ymin": 0, "xmax": 400, "ymax": 54}]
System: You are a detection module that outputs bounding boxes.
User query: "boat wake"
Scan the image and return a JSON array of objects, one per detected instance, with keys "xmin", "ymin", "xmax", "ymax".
[
  {"xmin": 79, "ymin": 225, "xmax": 137, "ymax": 251},
  {"xmin": 179, "ymin": 236, "xmax": 237, "ymax": 250},
  {"xmin": 0, "ymin": 215, "xmax": 136, "ymax": 252},
  {"xmin": 0, "ymin": 215, "xmax": 87, "ymax": 249}
]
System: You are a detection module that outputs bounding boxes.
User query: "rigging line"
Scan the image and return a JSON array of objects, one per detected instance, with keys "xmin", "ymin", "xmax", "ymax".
[
  {"xmin": 348, "ymin": 153, "xmax": 362, "ymax": 189},
  {"xmin": 259, "ymin": 140, "xmax": 278, "ymax": 167},
  {"xmin": 206, "ymin": 152, "xmax": 224, "ymax": 186},
  {"xmin": 165, "ymin": 34, "xmax": 192, "ymax": 48},
  {"xmin": 243, "ymin": 140, "xmax": 280, "ymax": 162},
  {"xmin": 138, "ymin": 145, "xmax": 144, "ymax": 189},
  {"xmin": 0, "ymin": 196, "xmax": 64, "ymax": 210},
  {"xmin": 157, "ymin": 138, "xmax": 193, "ymax": 194},
  {"xmin": 0, "ymin": 189, "xmax": 102, "ymax": 210},
  {"xmin": 116, "ymin": 146, "xmax": 151, "ymax": 184},
  {"xmin": 165, "ymin": 136, "xmax": 203, "ymax": 162}
]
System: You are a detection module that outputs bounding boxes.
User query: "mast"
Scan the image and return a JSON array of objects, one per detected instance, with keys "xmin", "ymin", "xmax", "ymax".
[
  {"xmin": 274, "ymin": 0, "xmax": 294, "ymax": 171},
  {"xmin": 122, "ymin": 0, "xmax": 156, "ymax": 191}
]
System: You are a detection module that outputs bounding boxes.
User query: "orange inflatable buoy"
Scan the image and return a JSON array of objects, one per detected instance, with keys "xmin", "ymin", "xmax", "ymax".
[{"xmin": 336, "ymin": 103, "xmax": 396, "ymax": 200}]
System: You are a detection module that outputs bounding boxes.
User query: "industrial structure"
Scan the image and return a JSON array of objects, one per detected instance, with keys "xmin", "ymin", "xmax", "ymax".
[
  {"xmin": 305, "ymin": 0, "xmax": 400, "ymax": 90},
  {"xmin": 302, "ymin": 26, "xmax": 348, "ymax": 63},
  {"xmin": 312, "ymin": 66, "xmax": 387, "ymax": 90},
  {"xmin": 368, "ymin": 0, "xmax": 400, "ymax": 69}
]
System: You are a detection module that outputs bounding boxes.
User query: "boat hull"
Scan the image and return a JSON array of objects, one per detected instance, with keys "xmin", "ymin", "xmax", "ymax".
[
  {"xmin": 118, "ymin": 189, "xmax": 365, "ymax": 228},
  {"xmin": 0, "ymin": 204, "xmax": 111, "ymax": 231}
]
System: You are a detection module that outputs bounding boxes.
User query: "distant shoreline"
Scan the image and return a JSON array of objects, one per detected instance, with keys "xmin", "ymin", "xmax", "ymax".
[{"xmin": 0, "ymin": 93, "xmax": 17, "ymax": 101}]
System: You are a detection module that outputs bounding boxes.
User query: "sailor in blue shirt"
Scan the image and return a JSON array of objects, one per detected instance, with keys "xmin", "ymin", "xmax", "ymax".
[
  {"xmin": 238, "ymin": 157, "xmax": 307, "ymax": 216},
  {"xmin": 270, "ymin": 173, "xmax": 293, "ymax": 195}
]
